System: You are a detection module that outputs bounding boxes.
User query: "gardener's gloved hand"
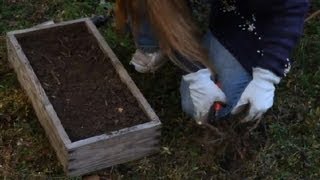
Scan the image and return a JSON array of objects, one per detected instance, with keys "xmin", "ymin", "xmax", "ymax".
[
  {"xmin": 231, "ymin": 67, "xmax": 281, "ymax": 122},
  {"xmin": 182, "ymin": 69, "xmax": 226, "ymax": 124}
]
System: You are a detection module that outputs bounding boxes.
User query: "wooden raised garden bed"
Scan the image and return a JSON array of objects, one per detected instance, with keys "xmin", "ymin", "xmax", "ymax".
[{"xmin": 6, "ymin": 18, "xmax": 161, "ymax": 176}]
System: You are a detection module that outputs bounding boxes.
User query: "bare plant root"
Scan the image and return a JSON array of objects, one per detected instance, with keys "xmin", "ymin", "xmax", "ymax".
[
  {"xmin": 196, "ymin": 114, "xmax": 268, "ymax": 172},
  {"xmin": 305, "ymin": 9, "xmax": 320, "ymax": 22}
]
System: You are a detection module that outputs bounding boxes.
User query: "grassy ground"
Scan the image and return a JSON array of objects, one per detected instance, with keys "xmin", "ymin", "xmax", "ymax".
[{"xmin": 0, "ymin": 0, "xmax": 320, "ymax": 179}]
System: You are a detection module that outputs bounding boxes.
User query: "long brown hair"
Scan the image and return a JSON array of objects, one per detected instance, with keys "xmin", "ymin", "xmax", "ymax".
[{"xmin": 115, "ymin": 0, "xmax": 216, "ymax": 73}]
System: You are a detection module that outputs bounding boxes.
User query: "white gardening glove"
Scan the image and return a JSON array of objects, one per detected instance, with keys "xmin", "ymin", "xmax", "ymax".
[
  {"xmin": 231, "ymin": 67, "xmax": 281, "ymax": 122},
  {"xmin": 183, "ymin": 69, "xmax": 226, "ymax": 124}
]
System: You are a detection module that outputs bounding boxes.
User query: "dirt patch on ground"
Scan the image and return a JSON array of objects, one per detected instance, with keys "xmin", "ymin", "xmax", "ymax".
[
  {"xmin": 197, "ymin": 115, "xmax": 268, "ymax": 176},
  {"xmin": 17, "ymin": 22, "xmax": 149, "ymax": 142}
]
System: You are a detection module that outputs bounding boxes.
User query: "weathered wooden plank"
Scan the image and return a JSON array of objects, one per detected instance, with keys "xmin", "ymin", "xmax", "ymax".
[
  {"xmin": 69, "ymin": 146, "xmax": 159, "ymax": 176},
  {"xmin": 68, "ymin": 126, "xmax": 160, "ymax": 158},
  {"xmin": 67, "ymin": 144, "xmax": 159, "ymax": 175},
  {"xmin": 69, "ymin": 121, "xmax": 160, "ymax": 148},
  {"xmin": 74, "ymin": 137, "xmax": 158, "ymax": 160},
  {"xmin": 67, "ymin": 130, "xmax": 160, "ymax": 176},
  {"xmin": 7, "ymin": 18, "xmax": 89, "ymax": 37},
  {"xmin": 7, "ymin": 34, "xmax": 71, "ymax": 145},
  {"xmin": 67, "ymin": 135, "xmax": 160, "ymax": 168},
  {"xmin": 69, "ymin": 137, "xmax": 159, "ymax": 170},
  {"xmin": 66, "ymin": 119, "xmax": 160, "ymax": 176},
  {"xmin": 34, "ymin": 20, "xmax": 55, "ymax": 28},
  {"xmin": 84, "ymin": 20, "xmax": 160, "ymax": 124},
  {"xmin": 6, "ymin": 34, "xmax": 71, "ymax": 170}
]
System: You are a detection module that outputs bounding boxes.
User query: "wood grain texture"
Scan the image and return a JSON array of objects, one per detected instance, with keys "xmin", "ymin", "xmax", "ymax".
[
  {"xmin": 67, "ymin": 126, "xmax": 160, "ymax": 176},
  {"xmin": 7, "ymin": 18, "xmax": 89, "ymax": 38},
  {"xmin": 6, "ymin": 34, "xmax": 71, "ymax": 171},
  {"xmin": 69, "ymin": 121, "xmax": 161, "ymax": 149}
]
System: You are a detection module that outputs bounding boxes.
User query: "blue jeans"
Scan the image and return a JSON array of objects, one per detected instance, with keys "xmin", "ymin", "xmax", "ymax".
[
  {"xmin": 135, "ymin": 21, "xmax": 252, "ymax": 118},
  {"xmin": 134, "ymin": 19, "xmax": 159, "ymax": 53}
]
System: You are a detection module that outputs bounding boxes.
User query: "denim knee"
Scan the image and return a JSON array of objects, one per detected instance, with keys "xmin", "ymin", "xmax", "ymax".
[
  {"xmin": 203, "ymin": 32, "xmax": 252, "ymax": 118},
  {"xmin": 134, "ymin": 19, "xmax": 159, "ymax": 52}
]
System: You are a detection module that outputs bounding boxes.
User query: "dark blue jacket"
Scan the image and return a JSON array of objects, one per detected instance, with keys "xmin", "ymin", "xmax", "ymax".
[{"xmin": 207, "ymin": 0, "xmax": 309, "ymax": 77}]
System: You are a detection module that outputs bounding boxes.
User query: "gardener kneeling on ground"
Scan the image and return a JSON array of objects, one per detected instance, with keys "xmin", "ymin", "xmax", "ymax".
[{"xmin": 115, "ymin": 0, "xmax": 309, "ymax": 124}]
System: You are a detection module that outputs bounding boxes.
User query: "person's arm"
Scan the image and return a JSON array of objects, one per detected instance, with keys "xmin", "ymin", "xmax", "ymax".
[
  {"xmin": 232, "ymin": 0, "xmax": 309, "ymax": 122},
  {"xmin": 256, "ymin": 0, "xmax": 309, "ymax": 77}
]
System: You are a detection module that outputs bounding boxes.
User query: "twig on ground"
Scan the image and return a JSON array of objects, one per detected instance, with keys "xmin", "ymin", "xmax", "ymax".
[
  {"xmin": 50, "ymin": 70, "xmax": 61, "ymax": 85},
  {"xmin": 248, "ymin": 118, "xmax": 263, "ymax": 132},
  {"xmin": 41, "ymin": 54, "xmax": 53, "ymax": 64},
  {"xmin": 203, "ymin": 123, "xmax": 225, "ymax": 137},
  {"xmin": 58, "ymin": 39, "xmax": 72, "ymax": 57},
  {"xmin": 58, "ymin": 38, "xmax": 69, "ymax": 50},
  {"xmin": 305, "ymin": 10, "xmax": 320, "ymax": 23},
  {"xmin": 207, "ymin": 138, "xmax": 224, "ymax": 144}
]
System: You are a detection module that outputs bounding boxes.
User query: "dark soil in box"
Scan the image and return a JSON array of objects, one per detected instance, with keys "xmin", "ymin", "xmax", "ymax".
[{"xmin": 17, "ymin": 23, "xmax": 149, "ymax": 141}]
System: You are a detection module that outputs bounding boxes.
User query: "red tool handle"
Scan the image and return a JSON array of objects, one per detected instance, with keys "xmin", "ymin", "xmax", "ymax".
[
  {"xmin": 214, "ymin": 101, "xmax": 223, "ymax": 112},
  {"xmin": 213, "ymin": 82, "xmax": 224, "ymax": 112}
]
